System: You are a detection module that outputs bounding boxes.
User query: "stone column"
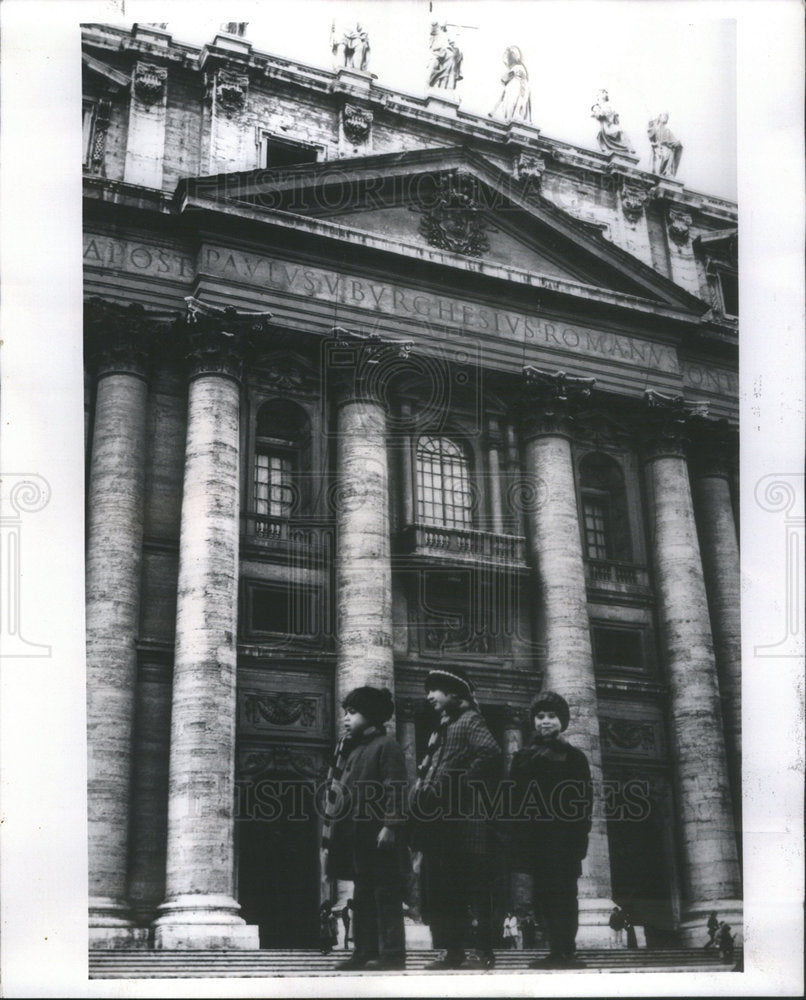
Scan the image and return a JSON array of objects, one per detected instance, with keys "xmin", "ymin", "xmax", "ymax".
[
  {"xmin": 504, "ymin": 423, "xmax": 523, "ymax": 536},
  {"xmin": 84, "ymin": 299, "xmax": 152, "ymax": 947},
  {"xmin": 396, "ymin": 398, "xmax": 415, "ymax": 528},
  {"xmin": 153, "ymin": 300, "xmax": 271, "ymax": 950},
  {"xmin": 332, "ymin": 335, "xmax": 397, "ymax": 711},
  {"xmin": 689, "ymin": 422, "xmax": 742, "ymax": 837},
  {"xmin": 518, "ymin": 368, "xmax": 613, "ymax": 945},
  {"xmin": 486, "ymin": 417, "xmax": 504, "ymax": 534},
  {"xmin": 641, "ymin": 393, "xmax": 742, "ymax": 944}
]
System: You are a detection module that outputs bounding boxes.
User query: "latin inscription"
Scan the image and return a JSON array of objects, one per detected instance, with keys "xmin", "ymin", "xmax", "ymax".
[
  {"xmin": 199, "ymin": 244, "xmax": 680, "ymax": 374},
  {"xmin": 83, "ymin": 235, "xmax": 194, "ymax": 280}
]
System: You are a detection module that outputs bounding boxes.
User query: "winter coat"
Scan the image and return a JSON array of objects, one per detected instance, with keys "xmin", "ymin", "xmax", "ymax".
[{"xmin": 507, "ymin": 734, "xmax": 592, "ymax": 874}]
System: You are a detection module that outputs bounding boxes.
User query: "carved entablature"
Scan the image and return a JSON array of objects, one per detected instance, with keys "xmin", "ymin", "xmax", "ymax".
[
  {"xmin": 177, "ymin": 296, "xmax": 273, "ymax": 382},
  {"xmin": 417, "ymin": 172, "xmax": 491, "ymax": 257},
  {"xmin": 132, "ymin": 61, "xmax": 167, "ymax": 106},
  {"xmin": 641, "ymin": 388, "xmax": 709, "ymax": 460},
  {"xmin": 668, "ymin": 208, "xmax": 692, "ymax": 245},
  {"xmin": 342, "ymin": 103, "xmax": 373, "ymax": 144},
  {"xmin": 84, "ymin": 297, "xmax": 157, "ymax": 377},
  {"xmin": 518, "ymin": 366, "xmax": 596, "ymax": 438},
  {"xmin": 213, "ymin": 69, "xmax": 249, "ymax": 114}
]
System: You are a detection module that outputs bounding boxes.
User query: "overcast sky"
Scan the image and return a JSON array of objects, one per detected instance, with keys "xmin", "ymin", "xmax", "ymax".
[{"xmin": 95, "ymin": 0, "xmax": 737, "ymax": 200}]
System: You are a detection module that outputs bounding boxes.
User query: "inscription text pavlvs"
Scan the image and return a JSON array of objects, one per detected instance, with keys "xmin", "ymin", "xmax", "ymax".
[{"xmin": 83, "ymin": 235, "xmax": 739, "ymax": 395}]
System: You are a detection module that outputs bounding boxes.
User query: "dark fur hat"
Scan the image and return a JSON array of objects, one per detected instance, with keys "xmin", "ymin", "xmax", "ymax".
[
  {"xmin": 341, "ymin": 686, "xmax": 394, "ymax": 726},
  {"xmin": 529, "ymin": 690, "xmax": 570, "ymax": 732}
]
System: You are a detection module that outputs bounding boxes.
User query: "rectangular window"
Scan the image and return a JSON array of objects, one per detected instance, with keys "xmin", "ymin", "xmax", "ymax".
[
  {"xmin": 254, "ymin": 451, "xmax": 294, "ymax": 519},
  {"xmin": 582, "ymin": 493, "xmax": 610, "ymax": 560},
  {"xmin": 592, "ymin": 625, "xmax": 645, "ymax": 671},
  {"xmin": 718, "ymin": 270, "xmax": 739, "ymax": 317},
  {"xmin": 258, "ymin": 132, "xmax": 320, "ymax": 169},
  {"xmin": 246, "ymin": 581, "xmax": 318, "ymax": 639}
]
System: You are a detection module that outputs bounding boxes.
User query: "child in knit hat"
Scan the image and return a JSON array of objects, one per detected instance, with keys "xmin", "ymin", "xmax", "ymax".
[
  {"xmin": 321, "ymin": 686, "xmax": 409, "ymax": 971},
  {"xmin": 508, "ymin": 690, "xmax": 592, "ymax": 969}
]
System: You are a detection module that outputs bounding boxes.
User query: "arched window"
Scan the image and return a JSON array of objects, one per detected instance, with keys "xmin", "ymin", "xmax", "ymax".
[
  {"xmin": 579, "ymin": 453, "xmax": 632, "ymax": 562},
  {"xmin": 252, "ymin": 401, "xmax": 310, "ymax": 529},
  {"xmin": 416, "ymin": 435, "xmax": 474, "ymax": 529}
]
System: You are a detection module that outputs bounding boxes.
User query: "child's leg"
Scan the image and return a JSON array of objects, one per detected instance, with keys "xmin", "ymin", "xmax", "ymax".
[
  {"xmin": 373, "ymin": 849, "xmax": 406, "ymax": 959},
  {"xmin": 352, "ymin": 876, "xmax": 380, "ymax": 961}
]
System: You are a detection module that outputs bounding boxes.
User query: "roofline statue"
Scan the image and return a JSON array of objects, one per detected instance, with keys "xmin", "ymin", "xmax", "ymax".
[
  {"xmin": 489, "ymin": 45, "xmax": 532, "ymax": 123},
  {"xmin": 591, "ymin": 89, "xmax": 634, "ymax": 156},
  {"xmin": 648, "ymin": 111, "xmax": 683, "ymax": 177},
  {"xmin": 331, "ymin": 21, "xmax": 370, "ymax": 72},
  {"xmin": 427, "ymin": 22, "xmax": 463, "ymax": 91}
]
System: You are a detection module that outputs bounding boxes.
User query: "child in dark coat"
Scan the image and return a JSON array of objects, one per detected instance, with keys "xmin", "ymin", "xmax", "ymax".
[
  {"xmin": 321, "ymin": 686, "xmax": 409, "ymax": 971},
  {"xmin": 508, "ymin": 691, "xmax": 592, "ymax": 970}
]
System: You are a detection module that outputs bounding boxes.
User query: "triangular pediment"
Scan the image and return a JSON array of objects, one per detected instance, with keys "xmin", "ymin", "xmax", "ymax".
[{"xmin": 177, "ymin": 146, "xmax": 708, "ymax": 315}]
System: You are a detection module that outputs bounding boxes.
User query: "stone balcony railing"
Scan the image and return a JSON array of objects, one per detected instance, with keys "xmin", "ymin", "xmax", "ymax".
[
  {"xmin": 396, "ymin": 523, "xmax": 527, "ymax": 566},
  {"xmin": 241, "ymin": 514, "xmax": 331, "ymax": 560},
  {"xmin": 584, "ymin": 558, "xmax": 651, "ymax": 594}
]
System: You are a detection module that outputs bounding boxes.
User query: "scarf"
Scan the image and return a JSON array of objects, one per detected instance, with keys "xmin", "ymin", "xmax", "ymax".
[
  {"xmin": 524, "ymin": 732, "xmax": 570, "ymax": 762},
  {"xmin": 320, "ymin": 727, "xmax": 380, "ymax": 850}
]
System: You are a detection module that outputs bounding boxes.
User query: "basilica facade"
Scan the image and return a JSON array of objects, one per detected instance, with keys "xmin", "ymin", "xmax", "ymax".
[{"xmin": 82, "ymin": 22, "xmax": 741, "ymax": 952}]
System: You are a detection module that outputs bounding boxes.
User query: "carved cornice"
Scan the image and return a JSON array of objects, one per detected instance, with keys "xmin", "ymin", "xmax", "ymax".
[
  {"xmin": 518, "ymin": 366, "xmax": 596, "ymax": 439},
  {"xmin": 417, "ymin": 172, "xmax": 490, "ymax": 257},
  {"xmin": 84, "ymin": 297, "xmax": 157, "ymax": 378},
  {"xmin": 342, "ymin": 103, "xmax": 373, "ymax": 144},
  {"xmin": 132, "ymin": 61, "xmax": 167, "ymax": 106},
  {"xmin": 640, "ymin": 389, "xmax": 709, "ymax": 460},
  {"xmin": 328, "ymin": 326, "xmax": 413, "ymax": 406},
  {"xmin": 177, "ymin": 296, "xmax": 273, "ymax": 382}
]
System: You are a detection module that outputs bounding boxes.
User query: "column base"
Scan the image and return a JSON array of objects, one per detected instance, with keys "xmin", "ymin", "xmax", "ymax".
[
  {"xmin": 152, "ymin": 894, "xmax": 259, "ymax": 950},
  {"xmin": 89, "ymin": 927, "xmax": 152, "ymax": 950},
  {"xmin": 576, "ymin": 898, "xmax": 620, "ymax": 948},
  {"xmin": 89, "ymin": 895, "xmax": 135, "ymax": 928},
  {"xmin": 679, "ymin": 899, "xmax": 743, "ymax": 947}
]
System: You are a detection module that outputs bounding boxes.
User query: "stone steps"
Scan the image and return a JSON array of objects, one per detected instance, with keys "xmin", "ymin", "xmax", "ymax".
[{"xmin": 90, "ymin": 948, "xmax": 740, "ymax": 979}]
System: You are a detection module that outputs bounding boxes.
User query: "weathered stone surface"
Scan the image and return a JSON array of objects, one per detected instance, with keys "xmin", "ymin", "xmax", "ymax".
[
  {"xmin": 86, "ymin": 370, "xmax": 148, "ymax": 929},
  {"xmin": 334, "ymin": 397, "xmax": 395, "ymax": 712},
  {"xmin": 690, "ymin": 467, "xmax": 741, "ymax": 826},
  {"xmin": 522, "ymin": 428, "xmax": 613, "ymax": 922},
  {"xmin": 154, "ymin": 371, "xmax": 257, "ymax": 948},
  {"xmin": 644, "ymin": 451, "xmax": 741, "ymax": 918}
]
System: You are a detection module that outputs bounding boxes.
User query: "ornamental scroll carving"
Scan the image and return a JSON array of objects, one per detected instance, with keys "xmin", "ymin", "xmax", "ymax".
[
  {"xmin": 238, "ymin": 746, "xmax": 326, "ymax": 779},
  {"xmin": 418, "ymin": 173, "xmax": 490, "ymax": 257},
  {"xmin": 668, "ymin": 209, "xmax": 692, "ymax": 245},
  {"xmin": 342, "ymin": 104, "xmax": 373, "ymax": 144},
  {"xmin": 621, "ymin": 185, "xmax": 647, "ymax": 223},
  {"xmin": 214, "ymin": 70, "xmax": 249, "ymax": 114},
  {"xmin": 133, "ymin": 62, "xmax": 167, "ymax": 105},
  {"xmin": 601, "ymin": 718, "xmax": 656, "ymax": 753},
  {"xmin": 242, "ymin": 692, "xmax": 318, "ymax": 728}
]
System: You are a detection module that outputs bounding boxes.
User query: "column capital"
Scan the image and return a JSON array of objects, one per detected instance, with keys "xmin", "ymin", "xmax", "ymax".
[
  {"xmin": 84, "ymin": 297, "xmax": 157, "ymax": 379},
  {"xmin": 518, "ymin": 366, "xmax": 596, "ymax": 439},
  {"xmin": 640, "ymin": 389, "xmax": 709, "ymax": 461},
  {"xmin": 687, "ymin": 416, "xmax": 738, "ymax": 479},
  {"xmin": 177, "ymin": 296, "xmax": 273, "ymax": 383},
  {"xmin": 327, "ymin": 326, "xmax": 413, "ymax": 408}
]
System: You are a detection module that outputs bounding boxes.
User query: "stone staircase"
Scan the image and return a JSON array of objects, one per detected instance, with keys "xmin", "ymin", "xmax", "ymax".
[{"xmin": 90, "ymin": 947, "xmax": 740, "ymax": 979}]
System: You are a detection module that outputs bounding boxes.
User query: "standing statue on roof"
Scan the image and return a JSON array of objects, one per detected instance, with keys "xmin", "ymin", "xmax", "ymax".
[
  {"xmin": 427, "ymin": 22, "xmax": 463, "ymax": 90},
  {"xmin": 331, "ymin": 21, "xmax": 371, "ymax": 72},
  {"xmin": 591, "ymin": 89, "xmax": 634, "ymax": 155},
  {"xmin": 648, "ymin": 111, "xmax": 683, "ymax": 177},
  {"xmin": 489, "ymin": 46, "xmax": 532, "ymax": 123}
]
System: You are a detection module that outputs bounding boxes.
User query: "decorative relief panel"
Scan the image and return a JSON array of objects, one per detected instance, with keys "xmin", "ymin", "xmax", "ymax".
[
  {"xmin": 342, "ymin": 103, "xmax": 373, "ymax": 144},
  {"xmin": 242, "ymin": 692, "xmax": 318, "ymax": 729},
  {"xmin": 600, "ymin": 716, "xmax": 665, "ymax": 758},
  {"xmin": 417, "ymin": 172, "xmax": 490, "ymax": 257},
  {"xmin": 238, "ymin": 745, "xmax": 328, "ymax": 780}
]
